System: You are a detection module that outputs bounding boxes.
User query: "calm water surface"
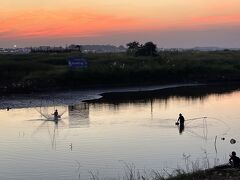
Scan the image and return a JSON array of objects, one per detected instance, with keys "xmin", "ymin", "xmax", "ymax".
[{"xmin": 1, "ymin": 86, "xmax": 240, "ymax": 179}]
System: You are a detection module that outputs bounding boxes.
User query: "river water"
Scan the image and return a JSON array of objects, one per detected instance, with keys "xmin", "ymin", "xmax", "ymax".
[{"xmin": 0, "ymin": 85, "xmax": 240, "ymax": 179}]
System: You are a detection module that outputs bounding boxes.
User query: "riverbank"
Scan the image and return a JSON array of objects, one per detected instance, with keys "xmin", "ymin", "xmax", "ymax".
[
  {"xmin": 86, "ymin": 82, "xmax": 240, "ymax": 104},
  {"xmin": 166, "ymin": 166, "xmax": 240, "ymax": 180},
  {"xmin": 1, "ymin": 82, "xmax": 240, "ymax": 109},
  {"xmin": 1, "ymin": 51, "xmax": 240, "ymax": 94},
  {"xmin": 82, "ymin": 164, "xmax": 240, "ymax": 180},
  {"xmin": 0, "ymin": 83, "xmax": 200, "ymax": 109}
]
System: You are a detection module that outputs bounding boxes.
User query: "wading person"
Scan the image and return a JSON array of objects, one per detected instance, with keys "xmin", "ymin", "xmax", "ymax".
[
  {"xmin": 176, "ymin": 113, "xmax": 185, "ymax": 125},
  {"xmin": 178, "ymin": 123, "xmax": 185, "ymax": 134}
]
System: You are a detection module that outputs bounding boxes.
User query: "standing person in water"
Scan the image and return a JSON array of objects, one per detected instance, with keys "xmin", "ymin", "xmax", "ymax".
[
  {"xmin": 53, "ymin": 109, "xmax": 58, "ymax": 119},
  {"xmin": 177, "ymin": 113, "xmax": 185, "ymax": 125}
]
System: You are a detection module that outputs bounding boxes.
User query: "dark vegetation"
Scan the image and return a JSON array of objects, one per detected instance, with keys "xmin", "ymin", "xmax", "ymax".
[
  {"xmin": 165, "ymin": 167, "xmax": 240, "ymax": 180},
  {"xmin": 86, "ymin": 162, "xmax": 240, "ymax": 180},
  {"xmin": 1, "ymin": 46, "xmax": 240, "ymax": 93},
  {"xmin": 127, "ymin": 41, "xmax": 157, "ymax": 56}
]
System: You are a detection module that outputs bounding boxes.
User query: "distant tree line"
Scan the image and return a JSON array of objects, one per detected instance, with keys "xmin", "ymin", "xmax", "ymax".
[
  {"xmin": 31, "ymin": 45, "xmax": 82, "ymax": 53},
  {"xmin": 126, "ymin": 41, "xmax": 157, "ymax": 56}
]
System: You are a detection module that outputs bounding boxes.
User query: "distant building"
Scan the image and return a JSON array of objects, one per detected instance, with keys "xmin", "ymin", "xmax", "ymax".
[
  {"xmin": 31, "ymin": 46, "xmax": 67, "ymax": 53},
  {"xmin": 68, "ymin": 57, "xmax": 88, "ymax": 68},
  {"xmin": 0, "ymin": 47, "xmax": 31, "ymax": 54},
  {"xmin": 25, "ymin": 44, "xmax": 127, "ymax": 54},
  {"xmin": 81, "ymin": 45, "xmax": 126, "ymax": 53}
]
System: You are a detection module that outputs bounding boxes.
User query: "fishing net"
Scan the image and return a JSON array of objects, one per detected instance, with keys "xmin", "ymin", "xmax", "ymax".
[
  {"xmin": 184, "ymin": 117, "xmax": 230, "ymax": 140},
  {"xmin": 35, "ymin": 99, "xmax": 67, "ymax": 120}
]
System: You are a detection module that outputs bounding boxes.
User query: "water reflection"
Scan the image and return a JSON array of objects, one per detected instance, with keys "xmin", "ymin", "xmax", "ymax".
[
  {"xmin": 68, "ymin": 103, "xmax": 90, "ymax": 128},
  {"xmin": 87, "ymin": 84, "xmax": 240, "ymax": 108},
  {"xmin": 2, "ymin": 85, "xmax": 240, "ymax": 179},
  {"xmin": 31, "ymin": 118, "xmax": 65, "ymax": 150},
  {"xmin": 49, "ymin": 121, "xmax": 58, "ymax": 150}
]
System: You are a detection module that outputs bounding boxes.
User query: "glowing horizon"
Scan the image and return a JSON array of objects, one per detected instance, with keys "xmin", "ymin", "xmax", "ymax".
[{"xmin": 1, "ymin": 0, "xmax": 240, "ymax": 48}]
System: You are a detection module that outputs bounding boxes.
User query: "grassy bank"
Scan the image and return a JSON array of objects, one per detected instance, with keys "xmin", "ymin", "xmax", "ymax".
[
  {"xmin": 1, "ymin": 50, "xmax": 240, "ymax": 93},
  {"xmin": 166, "ymin": 169, "xmax": 240, "ymax": 180},
  {"xmin": 84, "ymin": 163, "xmax": 240, "ymax": 180}
]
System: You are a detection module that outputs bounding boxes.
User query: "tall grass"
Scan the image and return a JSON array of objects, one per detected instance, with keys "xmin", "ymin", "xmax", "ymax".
[{"xmin": 78, "ymin": 152, "xmax": 225, "ymax": 180}]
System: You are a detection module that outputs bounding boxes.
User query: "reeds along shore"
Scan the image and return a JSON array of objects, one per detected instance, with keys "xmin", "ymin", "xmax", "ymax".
[
  {"xmin": 1, "ymin": 50, "xmax": 240, "ymax": 93},
  {"xmin": 84, "ymin": 162, "xmax": 239, "ymax": 180}
]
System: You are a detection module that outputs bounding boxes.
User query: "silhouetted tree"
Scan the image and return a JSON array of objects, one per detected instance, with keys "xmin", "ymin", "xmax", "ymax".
[
  {"xmin": 126, "ymin": 41, "xmax": 140, "ymax": 54},
  {"xmin": 144, "ymin": 42, "xmax": 157, "ymax": 56},
  {"xmin": 135, "ymin": 42, "xmax": 157, "ymax": 56},
  {"xmin": 75, "ymin": 45, "xmax": 81, "ymax": 52},
  {"xmin": 126, "ymin": 41, "xmax": 157, "ymax": 56}
]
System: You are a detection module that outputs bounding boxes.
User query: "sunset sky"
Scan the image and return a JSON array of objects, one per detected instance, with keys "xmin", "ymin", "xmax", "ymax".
[{"xmin": 1, "ymin": 0, "xmax": 240, "ymax": 48}]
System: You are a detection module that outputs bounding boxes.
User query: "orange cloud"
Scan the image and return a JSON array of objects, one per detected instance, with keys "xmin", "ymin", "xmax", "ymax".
[
  {"xmin": 0, "ymin": 9, "xmax": 158, "ymax": 39},
  {"xmin": 1, "ymin": 8, "xmax": 240, "ymax": 40}
]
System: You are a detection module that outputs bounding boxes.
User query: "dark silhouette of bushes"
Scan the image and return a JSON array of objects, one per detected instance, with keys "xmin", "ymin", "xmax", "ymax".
[
  {"xmin": 127, "ymin": 41, "xmax": 157, "ymax": 56},
  {"xmin": 1, "ymin": 50, "xmax": 240, "ymax": 92}
]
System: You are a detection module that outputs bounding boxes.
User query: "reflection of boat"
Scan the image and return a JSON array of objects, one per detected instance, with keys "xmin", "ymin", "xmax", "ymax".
[{"xmin": 31, "ymin": 115, "xmax": 66, "ymax": 150}]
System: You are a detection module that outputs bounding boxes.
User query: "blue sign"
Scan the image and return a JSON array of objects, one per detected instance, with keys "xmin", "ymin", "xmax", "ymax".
[{"xmin": 68, "ymin": 58, "xmax": 88, "ymax": 68}]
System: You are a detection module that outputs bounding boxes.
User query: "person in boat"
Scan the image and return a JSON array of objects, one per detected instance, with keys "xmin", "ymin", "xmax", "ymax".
[
  {"xmin": 53, "ymin": 109, "xmax": 59, "ymax": 119},
  {"xmin": 176, "ymin": 113, "xmax": 185, "ymax": 125},
  {"xmin": 229, "ymin": 151, "xmax": 240, "ymax": 168}
]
